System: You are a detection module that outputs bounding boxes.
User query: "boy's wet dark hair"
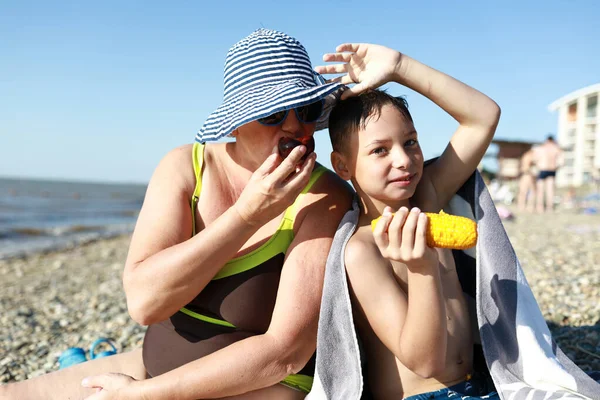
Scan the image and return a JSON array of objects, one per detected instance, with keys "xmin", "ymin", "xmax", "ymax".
[{"xmin": 329, "ymin": 89, "xmax": 413, "ymax": 154}]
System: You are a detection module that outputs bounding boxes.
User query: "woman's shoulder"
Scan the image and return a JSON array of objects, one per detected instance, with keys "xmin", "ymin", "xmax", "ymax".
[
  {"xmin": 295, "ymin": 166, "xmax": 354, "ymax": 219},
  {"xmin": 311, "ymin": 165, "xmax": 354, "ymax": 197},
  {"xmin": 304, "ymin": 166, "xmax": 354, "ymax": 209},
  {"xmin": 149, "ymin": 144, "xmax": 197, "ymax": 195},
  {"xmin": 155, "ymin": 144, "xmax": 195, "ymax": 176},
  {"xmin": 160, "ymin": 143, "xmax": 195, "ymax": 165}
]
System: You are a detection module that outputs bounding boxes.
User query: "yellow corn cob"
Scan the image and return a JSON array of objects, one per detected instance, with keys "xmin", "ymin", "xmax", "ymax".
[{"xmin": 371, "ymin": 210, "xmax": 477, "ymax": 250}]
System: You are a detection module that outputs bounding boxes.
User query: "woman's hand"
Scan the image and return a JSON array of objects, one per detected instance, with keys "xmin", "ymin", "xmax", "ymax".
[
  {"xmin": 234, "ymin": 145, "xmax": 316, "ymax": 226},
  {"xmin": 315, "ymin": 43, "xmax": 404, "ymax": 100},
  {"xmin": 82, "ymin": 373, "xmax": 140, "ymax": 400},
  {"xmin": 372, "ymin": 206, "xmax": 439, "ymax": 271}
]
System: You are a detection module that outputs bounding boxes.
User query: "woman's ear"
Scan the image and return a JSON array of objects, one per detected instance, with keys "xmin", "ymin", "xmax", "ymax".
[{"xmin": 331, "ymin": 151, "xmax": 351, "ymax": 181}]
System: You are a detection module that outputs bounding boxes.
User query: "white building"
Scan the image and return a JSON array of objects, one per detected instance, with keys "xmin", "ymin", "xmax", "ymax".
[{"xmin": 548, "ymin": 83, "xmax": 599, "ymax": 187}]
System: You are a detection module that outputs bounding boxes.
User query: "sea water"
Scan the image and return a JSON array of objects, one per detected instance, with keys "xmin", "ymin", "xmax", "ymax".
[{"xmin": 0, "ymin": 177, "xmax": 146, "ymax": 259}]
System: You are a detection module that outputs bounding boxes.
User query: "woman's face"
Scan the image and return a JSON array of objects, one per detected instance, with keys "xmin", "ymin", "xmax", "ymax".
[{"xmin": 236, "ymin": 106, "xmax": 318, "ymax": 162}]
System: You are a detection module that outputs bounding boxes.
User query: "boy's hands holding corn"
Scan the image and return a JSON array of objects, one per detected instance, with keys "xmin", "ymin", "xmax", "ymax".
[{"xmin": 372, "ymin": 206, "xmax": 439, "ymax": 271}]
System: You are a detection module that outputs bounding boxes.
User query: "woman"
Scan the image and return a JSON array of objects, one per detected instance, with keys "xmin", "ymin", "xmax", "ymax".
[{"xmin": 1, "ymin": 29, "xmax": 352, "ymax": 399}]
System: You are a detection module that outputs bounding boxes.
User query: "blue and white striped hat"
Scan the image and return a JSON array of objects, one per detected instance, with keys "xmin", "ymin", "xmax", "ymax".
[{"xmin": 195, "ymin": 28, "xmax": 345, "ymax": 142}]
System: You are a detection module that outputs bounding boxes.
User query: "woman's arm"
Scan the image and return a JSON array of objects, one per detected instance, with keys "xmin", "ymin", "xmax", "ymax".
[
  {"xmin": 123, "ymin": 144, "xmax": 316, "ymax": 325},
  {"xmin": 125, "ymin": 173, "xmax": 353, "ymax": 399}
]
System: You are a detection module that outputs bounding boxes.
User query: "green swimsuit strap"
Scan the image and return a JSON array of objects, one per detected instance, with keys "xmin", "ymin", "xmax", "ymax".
[
  {"xmin": 190, "ymin": 142, "xmax": 327, "ymax": 238},
  {"xmin": 211, "ymin": 164, "xmax": 326, "ymax": 280},
  {"xmin": 190, "ymin": 142, "xmax": 204, "ymax": 237}
]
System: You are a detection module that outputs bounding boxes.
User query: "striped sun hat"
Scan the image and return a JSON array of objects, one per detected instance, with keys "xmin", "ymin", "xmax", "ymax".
[{"xmin": 195, "ymin": 28, "xmax": 345, "ymax": 142}]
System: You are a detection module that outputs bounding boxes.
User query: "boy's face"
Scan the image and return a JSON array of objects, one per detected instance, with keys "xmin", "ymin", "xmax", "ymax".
[{"xmin": 343, "ymin": 104, "xmax": 424, "ymax": 205}]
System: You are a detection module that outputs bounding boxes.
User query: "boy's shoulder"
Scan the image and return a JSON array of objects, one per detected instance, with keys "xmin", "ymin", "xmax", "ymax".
[{"xmin": 345, "ymin": 224, "xmax": 389, "ymax": 273}]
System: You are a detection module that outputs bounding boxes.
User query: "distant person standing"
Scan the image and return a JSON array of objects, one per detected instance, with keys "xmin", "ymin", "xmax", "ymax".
[
  {"xmin": 517, "ymin": 147, "xmax": 536, "ymax": 212},
  {"xmin": 534, "ymin": 135, "xmax": 563, "ymax": 213}
]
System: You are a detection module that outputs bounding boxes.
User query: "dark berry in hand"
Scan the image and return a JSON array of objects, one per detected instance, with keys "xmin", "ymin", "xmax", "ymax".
[{"xmin": 278, "ymin": 136, "xmax": 315, "ymax": 162}]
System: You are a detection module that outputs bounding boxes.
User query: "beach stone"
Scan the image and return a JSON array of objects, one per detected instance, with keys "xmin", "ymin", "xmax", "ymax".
[
  {"xmin": 27, "ymin": 369, "xmax": 46, "ymax": 379},
  {"xmin": 0, "ymin": 357, "xmax": 12, "ymax": 367}
]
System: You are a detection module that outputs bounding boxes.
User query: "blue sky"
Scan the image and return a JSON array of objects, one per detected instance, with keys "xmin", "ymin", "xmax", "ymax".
[{"xmin": 1, "ymin": 1, "xmax": 598, "ymax": 183}]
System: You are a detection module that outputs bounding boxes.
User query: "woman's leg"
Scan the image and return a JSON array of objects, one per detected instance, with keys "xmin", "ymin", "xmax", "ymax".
[
  {"xmin": 0, "ymin": 349, "xmax": 145, "ymax": 400},
  {"xmin": 1, "ymin": 349, "xmax": 308, "ymax": 400},
  {"xmin": 221, "ymin": 383, "xmax": 306, "ymax": 400}
]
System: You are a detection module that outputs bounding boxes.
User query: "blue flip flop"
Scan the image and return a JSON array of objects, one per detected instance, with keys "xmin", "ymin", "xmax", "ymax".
[
  {"xmin": 89, "ymin": 338, "xmax": 118, "ymax": 360},
  {"xmin": 58, "ymin": 347, "xmax": 87, "ymax": 369},
  {"xmin": 58, "ymin": 338, "xmax": 118, "ymax": 369}
]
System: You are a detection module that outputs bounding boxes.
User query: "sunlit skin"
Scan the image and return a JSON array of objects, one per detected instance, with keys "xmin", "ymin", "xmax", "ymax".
[
  {"xmin": 342, "ymin": 105, "xmax": 424, "ymax": 219},
  {"xmin": 322, "ymin": 42, "xmax": 500, "ymax": 399},
  {"xmin": 333, "ymin": 105, "xmax": 475, "ymax": 399},
  {"xmin": 0, "ymin": 99, "xmax": 354, "ymax": 400},
  {"xmin": 231, "ymin": 111, "xmax": 316, "ymax": 173},
  {"xmin": 278, "ymin": 137, "xmax": 315, "ymax": 161},
  {"xmin": 0, "ymin": 34, "xmax": 500, "ymax": 399}
]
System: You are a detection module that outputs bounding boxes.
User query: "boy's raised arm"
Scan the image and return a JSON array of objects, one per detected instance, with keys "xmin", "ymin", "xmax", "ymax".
[
  {"xmin": 397, "ymin": 55, "xmax": 500, "ymax": 207},
  {"xmin": 316, "ymin": 43, "xmax": 501, "ymax": 208}
]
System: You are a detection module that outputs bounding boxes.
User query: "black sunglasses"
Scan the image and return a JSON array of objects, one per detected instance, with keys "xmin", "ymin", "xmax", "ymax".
[{"xmin": 257, "ymin": 100, "xmax": 324, "ymax": 126}]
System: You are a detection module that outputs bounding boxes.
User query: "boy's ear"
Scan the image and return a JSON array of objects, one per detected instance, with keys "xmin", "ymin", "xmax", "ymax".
[{"xmin": 331, "ymin": 151, "xmax": 351, "ymax": 181}]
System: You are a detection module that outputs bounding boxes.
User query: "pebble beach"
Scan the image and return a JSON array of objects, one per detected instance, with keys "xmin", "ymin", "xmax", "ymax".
[{"xmin": 1, "ymin": 208, "xmax": 599, "ymax": 383}]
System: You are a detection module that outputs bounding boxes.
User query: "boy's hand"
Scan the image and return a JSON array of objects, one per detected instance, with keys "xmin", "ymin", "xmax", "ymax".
[
  {"xmin": 372, "ymin": 206, "xmax": 439, "ymax": 270},
  {"xmin": 315, "ymin": 43, "xmax": 403, "ymax": 100}
]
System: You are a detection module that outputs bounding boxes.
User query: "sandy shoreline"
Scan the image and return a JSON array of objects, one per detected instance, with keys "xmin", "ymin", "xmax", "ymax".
[{"xmin": 1, "ymin": 209, "xmax": 599, "ymax": 383}]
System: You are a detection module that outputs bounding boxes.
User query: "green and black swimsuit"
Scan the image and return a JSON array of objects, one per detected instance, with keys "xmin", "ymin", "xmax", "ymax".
[{"xmin": 143, "ymin": 142, "xmax": 326, "ymax": 393}]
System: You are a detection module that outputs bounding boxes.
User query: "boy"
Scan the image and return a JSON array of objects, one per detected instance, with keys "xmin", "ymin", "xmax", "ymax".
[{"xmin": 316, "ymin": 43, "xmax": 501, "ymax": 399}]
